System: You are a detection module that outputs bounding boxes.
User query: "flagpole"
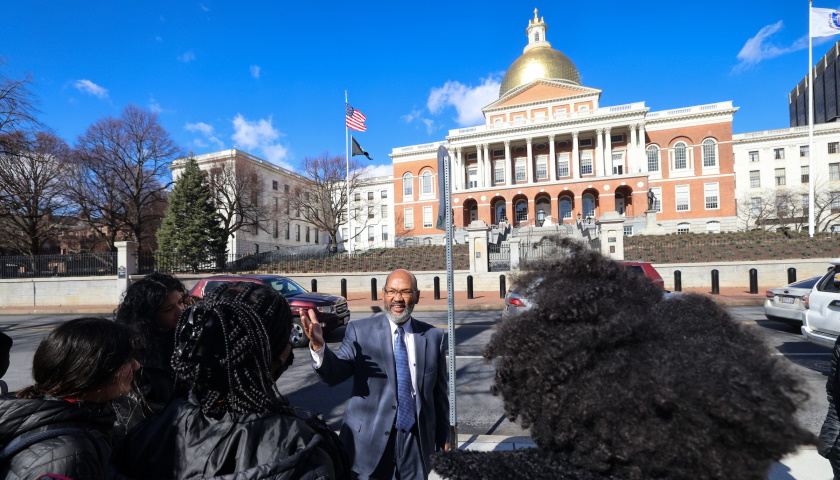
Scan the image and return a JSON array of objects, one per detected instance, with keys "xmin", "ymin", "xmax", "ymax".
[
  {"xmin": 808, "ymin": 0, "xmax": 816, "ymax": 237},
  {"xmin": 345, "ymin": 91, "xmax": 353, "ymax": 254}
]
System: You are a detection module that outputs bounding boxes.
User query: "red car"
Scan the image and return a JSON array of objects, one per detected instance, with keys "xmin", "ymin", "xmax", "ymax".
[{"xmin": 189, "ymin": 275, "xmax": 350, "ymax": 348}]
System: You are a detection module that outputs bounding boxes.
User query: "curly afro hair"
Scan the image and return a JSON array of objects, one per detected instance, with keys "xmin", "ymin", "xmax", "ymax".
[{"xmin": 484, "ymin": 237, "xmax": 815, "ymax": 480}]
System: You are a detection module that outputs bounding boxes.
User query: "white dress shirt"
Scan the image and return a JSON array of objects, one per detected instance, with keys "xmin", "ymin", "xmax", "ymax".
[{"xmin": 309, "ymin": 317, "xmax": 418, "ymax": 397}]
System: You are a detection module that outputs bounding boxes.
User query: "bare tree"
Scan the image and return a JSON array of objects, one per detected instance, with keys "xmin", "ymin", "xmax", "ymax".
[
  {"xmin": 811, "ymin": 176, "xmax": 840, "ymax": 232},
  {"xmin": 281, "ymin": 153, "xmax": 367, "ymax": 252},
  {"xmin": 736, "ymin": 190, "xmax": 776, "ymax": 230},
  {"xmin": 0, "ymin": 131, "xmax": 73, "ymax": 255},
  {"xmin": 0, "ymin": 59, "xmax": 42, "ymax": 145},
  {"xmin": 204, "ymin": 156, "xmax": 276, "ymax": 240},
  {"xmin": 71, "ymin": 104, "xmax": 181, "ymax": 251}
]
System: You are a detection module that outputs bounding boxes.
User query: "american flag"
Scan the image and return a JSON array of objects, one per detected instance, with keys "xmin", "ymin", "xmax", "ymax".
[{"xmin": 345, "ymin": 104, "xmax": 367, "ymax": 132}]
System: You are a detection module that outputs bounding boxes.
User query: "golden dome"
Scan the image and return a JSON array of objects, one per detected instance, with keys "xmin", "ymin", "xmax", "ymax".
[
  {"xmin": 499, "ymin": 46, "xmax": 581, "ymax": 97},
  {"xmin": 498, "ymin": 10, "xmax": 580, "ymax": 97}
]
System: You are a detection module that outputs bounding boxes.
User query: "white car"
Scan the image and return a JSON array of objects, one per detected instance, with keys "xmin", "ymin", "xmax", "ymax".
[
  {"xmin": 800, "ymin": 258, "xmax": 840, "ymax": 348},
  {"xmin": 764, "ymin": 276, "xmax": 823, "ymax": 326}
]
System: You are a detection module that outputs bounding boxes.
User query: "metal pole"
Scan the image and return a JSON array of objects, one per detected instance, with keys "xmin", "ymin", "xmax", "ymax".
[
  {"xmin": 443, "ymin": 146, "xmax": 458, "ymax": 448},
  {"xmin": 345, "ymin": 91, "xmax": 354, "ymax": 253},
  {"xmin": 808, "ymin": 1, "xmax": 816, "ymax": 237}
]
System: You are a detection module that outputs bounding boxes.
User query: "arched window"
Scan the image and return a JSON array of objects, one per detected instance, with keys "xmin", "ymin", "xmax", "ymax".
[
  {"xmin": 677, "ymin": 222, "xmax": 691, "ymax": 234},
  {"xmin": 515, "ymin": 200, "xmax": 528, "ymax": 224},
  {"xmin": 702, "ymin": 138, "xmax": 717, "ymax": 167},
  {"xmin": 403, "ymin": 173, "xmax": 413, "ymax": 197},
  {"xmin": 646, "ymin": 145, "xmax": 660, "ymax": 172},
  {"xmin": 706, "ymin": 221, "xmax": 721, "ymax": 233},
  {"xmin": 559, "ymin": 196, "xmax": 573, "ymax": 219},
  {"xmin": 535, "ymin": 198, "xmax": 550, "ymax": 226},
  {"xmin": 421, "ymin": 171, "xmax": 433, "ymax": 195},
  {"xmin": 674, "ymin": 142, "xmax": 688, "ymax": 170},
  {"xmin": 582, "ymin": 194, "xmax": 596, "ymax": 218},
  {"xmin": 494, "ymin": 200, "xmax": 507, "ymax": 224}
]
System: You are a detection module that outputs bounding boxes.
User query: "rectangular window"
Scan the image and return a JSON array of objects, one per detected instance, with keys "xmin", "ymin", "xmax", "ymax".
[
  {"xmin": 623, "ymin": 225, "xmax": 633, "ymax": 236},
  {"xmin": 829, "ymin": 142, "xmax": 840, "ymax": 154},
  {"xmin": 468, "ymin": 168, "xmax": 478, "ymax": 188},
  {"xmin": 774, "ymin": 148, "xmax": 785, "ymax": 160},
  {"xmin": 801, "ymin": 165, "xmax": 809, "ymax": 184},
  {"xmin": 775, "ymin": 168, "xmax": 786, "ymax": 186},
  {"xmin": 831, "ymin": 162, "xmax": 840, "ymax": 181},
  {"xmin": 515, "ymin": 158, "xmax": 526, "ymax": 182},
  {"xmin": 404, "ymin": 208, "xmax": 414, "ymax": 229},
  {"xmin": 273, "ymin": 220, "xmax": 279, "ymax": 238},
  {"xmin": 354, "ymin": 192, "xmax": 361, "ymax": 202},
  {"xmin": 750, "ymin": 170, "xmax": 760, "ymax": 188},
  {"xmin": 492, "ymin": 149, "xmax": 503, "ymax": 157},
  {"xmin": 381, "ymin": 189, "xmax": 388, "ymax": 199},
  {"xmin": 802, "ymin": 194, "xmax": 809, "ymax": 212},
  {"xmin": 612, "ymin": 152, "xmax": 623, "ymax": 175},
  {"xmin": 466, "ymin": 152, "xmax": 477, "ymax": 160},
  {"xmin": 494, "ymin": 162, "xmax": 504, "ymax": 183},
  {"xmin": 650, "ymin": 187, "xmax": 662, "ymax": 213},
  {"xmin": 557, "ymin": 153, "xmax": 570, "ymax": 177},
  {"xmin": 830, "ymin": 191, "xmax": 840, "ymax": 210},
  {"xmin": 368, "ymin": 226, "xmax": 374, "ymax": 242},
  {"xmin": 674, "ymin": 147, "xmax": 687, "ymax": 170},
  {"xmin": 382, "ymin": 225, "xmax": 389, "ymax": 241},
  {"xmin": 285, "ymin": 223, "xmax": 290, "ymax": 240},
  {"xmin": 749, "ymin": 151, "xmax": 759, "ymax": 162},
  {"xmin": 295, "ymin": 225, "xmax": 300, "ymax": 242},
  {"xmin": 422, "ymin": 173, "xmax": 433, "ymax": 194},
  {"xmin": 367, "ymin": 191, "xmax": 374, "ymax": 201},
  {"xmin": 355, "ymin": 227, "xmax": 361, "ymax": 241},
  {"xmin": 800, "ymin": 145, "xmax": 809, "ymax": 157},
  {"xmin": 272, "ymin": 180, "xmax": 278, "ymax": 190},
  {"xmin": 342, "ymin": 227, "xmax": 348, "ymax": 241},
  {"xmin": 536, "ymin": 156, "xmax": 548, "ymax": 179},
  {"xmin": 314, "ymin": 230, "xmax": 319, "ymax": 244},
  {"xmin": 750, "ymin": 197, "xmax": 761, "ymax": 216},
  {"xmin": 580, "ymin": 150, "xmax": 593, "ymax": 175},
  {"xmin": 284, "ymin": 184, "xmax": 289, "ymax": 193},
  {"xmin": 381, "ymin": 205, "xmax": 388, "ymax": 218},
  {"xmin": 368, "ymin": 204, "xmax": 374, "ymax": 219},
  {"xmin": 776, "ymin": 195, "xmax": 788, "ymax": 216},
  {"xmin": 647, "ymin": 148, "xmax": 660, "ymax": 172},
  {"xmin": 675, "ymin": 185, "xmax": 690, "ymax": 212},
  {"xmin": 579, "ymin": 138, "xmax": 593, "ymax": 147},
  {"xmin": 704, "ymin": 182, "xmax": 719, "ymax": 210},
  {"xmin": 610, "ymin": 134, "xmax": 623, "ymax": 143},
  {"xmin": 306, "ymin": 227, "xmax": 310, "ymax": 243},
  {"xmin": 423, "ymin": 206, "xmax": 433, "ymax": 228},
  {"xmin": 677, "ymin": 223, "xmax": 691, "ymax": 234},
  {"xmin": 403, "ymin": 176, "xmax": 413, "ymax": 197}
]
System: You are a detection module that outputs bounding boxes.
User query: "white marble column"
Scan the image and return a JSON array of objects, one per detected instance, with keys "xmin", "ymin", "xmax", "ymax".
[
  {"xmin": 483, "ymin": 144, "xmax": 491, "ymax": 187},
  {"xmin": 638, "ymin": 124, "xmax": 647, "ymax": 173},
  {"xmin": 504, "ymin": 140, "xmax": 512, "ymax": 186},
  {"xmin": 453, "ymin": 147, "xmax": 462, "ymax": 191},
  {"xmin": 571, "ymin": 131, "xmax": 580, "ymax": 179},
  {"xmin": 525, "ymin": 137, "xmax": 533, "ymax": 184},
  {"xmin": 473, "ymin": 145, "xmax": 481, "ymax": 189},
  {"xmin": 604, "ymin": 127, "xmax": 612, "ymax": 176},
  {"xmin": 548, "ymin": 135, "xmax": 556, "ymax": 181},
  {"xmin": 595, "ymin": 128, "xmax": 604, "ymax": 177},
  {"xmin": 629, "ymin": 124, "xmax": 638, "ymax": 175}
]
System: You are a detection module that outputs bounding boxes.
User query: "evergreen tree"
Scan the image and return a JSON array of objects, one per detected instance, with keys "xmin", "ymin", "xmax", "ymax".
[{"xmin": 157, "ymin": 157, "xmax": 227, "ymax": 272}]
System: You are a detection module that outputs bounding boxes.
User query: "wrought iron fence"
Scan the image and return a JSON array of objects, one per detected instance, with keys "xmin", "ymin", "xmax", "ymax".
[
  {"xmin": 0, "ymin": 253, "xmax": 117, "ymax": 279},
  {"xmin": 489, "ymin": 243, "xmax": 511, "ymax": 272},
  {"xmin": 137, "ymin": 245, "xmax": 470, "ymax": 275}
]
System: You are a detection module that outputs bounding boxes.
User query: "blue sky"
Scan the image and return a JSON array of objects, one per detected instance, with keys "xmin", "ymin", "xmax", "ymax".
[{"xmin": 2, "ymin": 1, "xmax": 838, "ymax": 178}]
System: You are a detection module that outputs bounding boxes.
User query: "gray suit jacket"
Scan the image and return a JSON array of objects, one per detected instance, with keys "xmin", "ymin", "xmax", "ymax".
[{"xmin": 314, "ymin": 314, "xmax": 449, "ymax": 477}]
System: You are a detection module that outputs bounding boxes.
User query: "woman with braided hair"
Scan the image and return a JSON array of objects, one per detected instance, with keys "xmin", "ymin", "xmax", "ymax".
[{"xmin": 109, "ymin": 281, "xmax": 348, "ymax": 480}]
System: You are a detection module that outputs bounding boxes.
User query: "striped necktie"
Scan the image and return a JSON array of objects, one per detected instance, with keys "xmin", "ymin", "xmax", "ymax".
[{"xmin": 394, "ymin": 326, "xmax": 416, "ymax": 432}]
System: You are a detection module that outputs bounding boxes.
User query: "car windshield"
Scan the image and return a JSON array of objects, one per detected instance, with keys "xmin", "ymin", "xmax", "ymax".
[
  {"xmin": 266, "ymin": 278, "xmax": 308, "ymax": 297},
  {"xmin": 625, "ymin": 265, "xmax": 645, "ymax": 276},
  {"xmin": 790, "ymin": 276, "xmax": 821, "ymax": 289}
]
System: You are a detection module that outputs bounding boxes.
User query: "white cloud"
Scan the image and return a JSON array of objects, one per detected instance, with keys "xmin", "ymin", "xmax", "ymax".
[
  {"xmin": 734, "ymin": 21, "xmax": 808, "ymax": 72},
  {"xmin": 199, "ymin": 3, "xmax": 209, "ymax": 11},
  {"xmin": 360, "ymin": 164, "xmax": 393, "ymax": 179},
  {"xmin": 427, "ymin": 75, "xmax": 500, "ymax": 126},
  {"xmin": 178, "ymin": 51, "xmax": 196, "ymax": 63},
  {"xmin": 231, "ymin": 114, "xmax": 292, "ymax": 169},
  {"xmin": 148, "ymin": 96, "xmax": 163, "ymax": 114},
  {"xmin": 402, "ymin": 108, "xmax": 437, "ymax": 135},
  {"xmin": 185, "ymin": 121, "xmax": 224, "ymax": 150},
  {"xmin": 250, "ymin": 65, "xmax": 261, "ymax": 79},
  {"xmin": 73, "ymin": 79, "xmax": 109, "ymax": 99},
  {"xmin": 155, "ymin": 36, "xmax": 163, "ymax": 42}
]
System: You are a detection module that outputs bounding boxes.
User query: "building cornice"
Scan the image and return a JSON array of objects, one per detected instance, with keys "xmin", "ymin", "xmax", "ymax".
[{"xmin": 733, "ymin": 124, "xmax": 840, "ymax": 145}]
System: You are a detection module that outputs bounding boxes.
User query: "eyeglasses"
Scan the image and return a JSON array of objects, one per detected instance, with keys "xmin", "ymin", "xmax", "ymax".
[{"xmin": 383, "ymin": 289, "xmax": 415, "ymax": 298}]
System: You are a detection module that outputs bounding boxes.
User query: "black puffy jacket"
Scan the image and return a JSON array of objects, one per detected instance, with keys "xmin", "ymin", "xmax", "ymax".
[
  {"xmin": 0, "ymin": 395, "xmax": 115, "ymax": 479},
  {"xmin": 820, "ymin": 335, "xmax": 840, "ymax": 463},
  {"xmin": 108, "ymin": 395, "xmax": 347, "ymax": 479}
]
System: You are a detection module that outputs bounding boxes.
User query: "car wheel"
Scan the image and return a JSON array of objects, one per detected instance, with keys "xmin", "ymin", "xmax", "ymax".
[{"xmin": 290, "ymin": 317, "xmax": 309, "ymax": 348}]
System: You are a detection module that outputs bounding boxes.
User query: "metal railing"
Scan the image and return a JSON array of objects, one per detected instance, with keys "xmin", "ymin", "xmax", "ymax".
[{"xmin": 0, "ymin": 253, "xmax": 117, "ymax": 278}]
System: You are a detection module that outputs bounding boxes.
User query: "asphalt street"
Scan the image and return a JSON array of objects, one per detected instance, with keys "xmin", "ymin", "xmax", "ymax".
[{"xmin": 0, "ymin": 306, "xmax": 833, "ymax": 438}]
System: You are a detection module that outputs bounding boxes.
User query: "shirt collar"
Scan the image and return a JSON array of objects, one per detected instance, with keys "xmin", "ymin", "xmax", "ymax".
[{"xmin": 388, "ymin": 317, "xmax": 414, "ymax": 335}]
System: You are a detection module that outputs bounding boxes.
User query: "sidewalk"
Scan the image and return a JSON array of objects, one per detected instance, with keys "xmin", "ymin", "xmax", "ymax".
[{"xmin": 427, "ymin": 438, "xmax": 831, "ymax": 480}]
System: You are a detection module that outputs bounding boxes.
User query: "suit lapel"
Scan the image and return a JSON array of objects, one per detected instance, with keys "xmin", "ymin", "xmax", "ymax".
[
  {"xmin": 412, "ymin": 317, "xmax": 428, "ymax": 402},
  {"xmin": 378, "ymin": 314, "xmax": 397, "ymax": 394}
]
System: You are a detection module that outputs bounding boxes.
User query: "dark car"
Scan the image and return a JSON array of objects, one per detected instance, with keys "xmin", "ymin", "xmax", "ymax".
[{"xmin": 189, "ymin": 275, "xmax": 350, "ymax": 348}]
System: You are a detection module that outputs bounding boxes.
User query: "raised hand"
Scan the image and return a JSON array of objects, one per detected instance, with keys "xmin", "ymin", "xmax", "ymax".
[{"xmin": 300, "ymin": 308, "xmax": 324, "ymax": 351}]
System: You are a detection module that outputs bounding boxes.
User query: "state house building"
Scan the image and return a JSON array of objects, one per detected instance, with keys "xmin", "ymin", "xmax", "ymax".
[{"xmin": 390, "ymin": 10, "xmax": 738, "ymax": 244}]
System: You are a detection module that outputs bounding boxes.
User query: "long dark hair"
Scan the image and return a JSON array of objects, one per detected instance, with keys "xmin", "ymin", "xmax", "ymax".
[
  {"xmin": 17, "ymin": 317, "xmax": 133, "ymax": 400},
  {"xmin": 115, "ymin": 272, "xmax": 186, "ymax": 363},
  {"xmin": 171, "ymin": 281, "xmax": 293, "ymax": 418}
]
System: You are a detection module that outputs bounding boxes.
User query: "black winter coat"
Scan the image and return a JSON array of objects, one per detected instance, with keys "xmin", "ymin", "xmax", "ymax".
[
  {"xmin": 108, "ymin": 395, "xmax": 345, "ymax": 480},
  {"xmin": 0, "ymin": 395, "xmax": 115, "ymax": 480},
  {"xmin": 820, "ymin": 334, "xmax": 840, "ymax": 463}
]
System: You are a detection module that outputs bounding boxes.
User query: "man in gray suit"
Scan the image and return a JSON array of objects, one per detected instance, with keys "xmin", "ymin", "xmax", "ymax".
[{"xmin": 302, "ymin": 269, "xmax": 450, "ymax": 480}]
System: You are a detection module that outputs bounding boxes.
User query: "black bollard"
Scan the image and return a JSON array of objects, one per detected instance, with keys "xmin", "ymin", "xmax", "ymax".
[
  {"xmin": 467, "ymin": 275, "xmax": 474, "ymax": 300},
  {"xmin": 433, "ymin": 276, "xmax": 441, "ymax": 300},
  {"xmin": 371, "ymin": 278, "xmax": 378, "ymax": 301},
  {"xmin": 749, "ymin": 268, "xmax": 758, "ymax": 294},
  {"xmin": 500, "ymin": 275, "xmax": 507, "ymax": 299},
  {"xmin": 674, "ymin": 270, "xmax": 682, "ymax": 292},
  {"xmin": 340, "ymin": 278, "xmax": 347, "ymax": 299},
  {"xmin": 788, "ymin": 267, "xmax": 797, "ymax": 285},
  {"xmin": 311, "ymin": 279, "xmax": 317, "ymax": 293},
  {"xmin": 711, "ymin": 269, "xmax": 720, "ymax": 295}
]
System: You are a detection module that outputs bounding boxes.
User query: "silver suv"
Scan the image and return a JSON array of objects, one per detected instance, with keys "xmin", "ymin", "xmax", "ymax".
[{"xmin": 801, "ymin": 258, "xmax": 840, "ymax": 348}]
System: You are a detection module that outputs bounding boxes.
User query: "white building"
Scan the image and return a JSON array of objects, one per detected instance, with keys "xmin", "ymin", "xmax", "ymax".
[
  {"xmin": 336, "ymin": 175, "xmax": 396, "ymax": 251},
  {"xmin": 733, "ymin": 124, "xmax": 840, "ymax": 232}
]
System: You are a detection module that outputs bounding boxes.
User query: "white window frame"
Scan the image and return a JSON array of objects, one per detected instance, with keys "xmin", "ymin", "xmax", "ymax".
[
  {"xmin": 830, "ymin": 162, "xmax": 840, "ymax": 181},
  {"xmin": 403, "ymin": 173, "xmax": 413, "ymax": 198},
  {"xmin": 610, "ymin": 134, "xmax": 624, "ymax": 143},
  {"xmin": 514, "ymin": 158, "xmax": 526, "ymax": 182},
  {"xmin": 535, "ymin": 155, "xmax": 548, "ymax": 180},
  {"xmin": 423, "ymin": 206, "xmax": 433, "ymax": 228},
  {"xmin": 750, "ymin": 170, "xmax": 760, "ymax": 188},
  {"xmin": 421, "ymin": 171, "xmax": 434, "ymax": 195},
  {"xmin": 800, "ymin": 145, "xmax": 809, "ymax": 157},
  {"xmin": 750, "ymin": 197, "xmax": 761, "ymax": 217},
  {"xmin": 830, "ymin": 142, "xmax": 840, "ymax": 154},
  {"xmin": 468, "ymin": 168, "xmax": 478, "ymax": 188},
  {"xmin": 646, "ymin": 145, "xmax": 660, "ymax": 172},
  {"xmin": 749, "ymin": 150, "xmax": 759, "ymax": 162},
  {"xmin": 403, "ymin": 208, "xmax": 414, "ymax": 229},
  {"xmin": 701, "ymin": 138, "xmax": 717, "ymax": 168},
  {"xmin": 494, "ymin": 161, "xmax": 505, "ymax": 184},
  {"xmin": 381, "ymin": 204, "xmax": 388, "ymax": 218},
  {"xmin": 775, "ymin": 168, "xmax": 786, "ymax": 186},
  {"xmin": 706, "ymin": 221, "xmax": 720, "ymax": 233},
  {"xmin": 673, "ymin": 142, "xmax": 689, "ymax": 170},
  {"xmin": 580, "ymin": 150, "xmax": 593, "ymax": 175},
  {"xmin": 774, "ymin": 148, "xmax": 785, "ymax": 160},
  {"xmin": 557, "ymin": 153, "xmax": 570, "ymax": 177},
  {"xmin": 677, "ymin": 223, "xmax": 691, "ymax": 234},
  {"xmin": 382, "ymin": 225, "xmax": 389, "ymax": 241},
  {"xmin": 704, "ymin": 182, "xmax": 719, "ymax": 210},
  {"xmin": 801, "ymin": 165, "xmax": 810, "ymax": 184},
  {"xmin": 675, "ymin": 184, "xmax": 690, "ymax": 212}
]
